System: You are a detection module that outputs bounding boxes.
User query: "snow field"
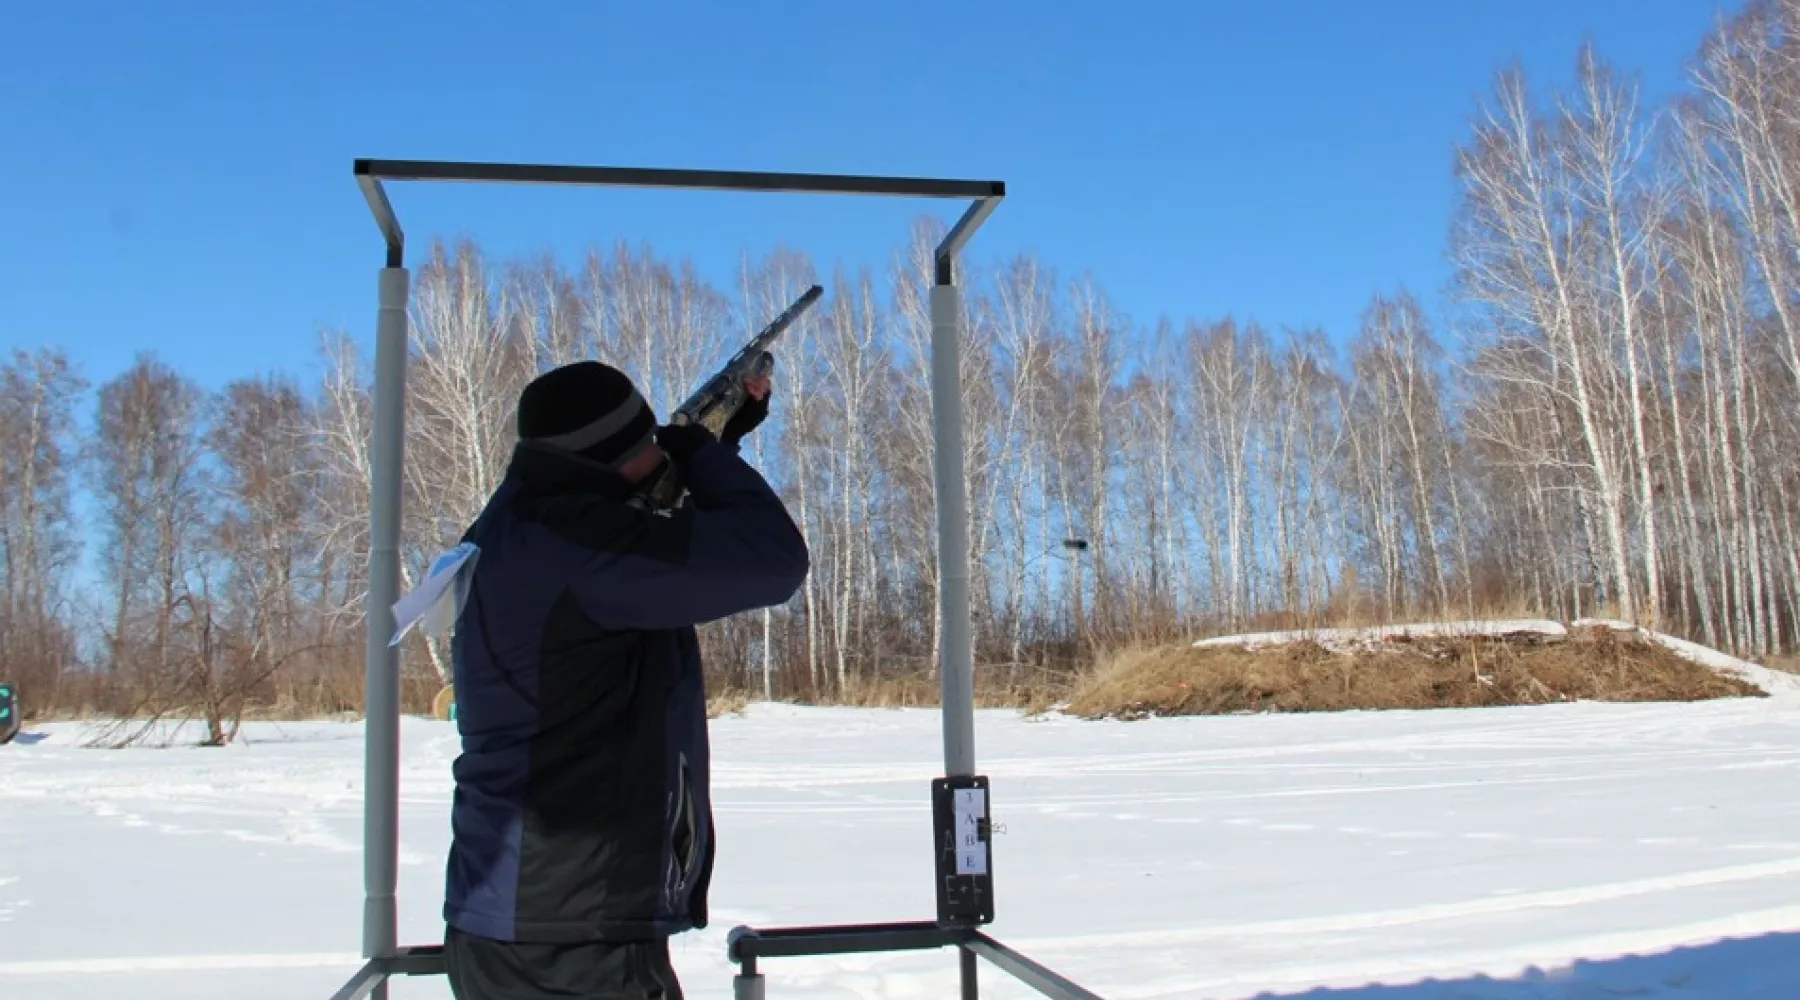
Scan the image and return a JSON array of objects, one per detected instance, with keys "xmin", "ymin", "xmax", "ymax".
[{"xmin": 3, "ymin": 682, "xmax": 1800, "ymax": 997}]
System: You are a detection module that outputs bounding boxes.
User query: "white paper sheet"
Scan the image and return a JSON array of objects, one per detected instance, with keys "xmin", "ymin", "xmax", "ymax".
[
  {"xmin": 389, "ymin": 542, "xmax": 480, "ymax": 647},
  {"xmin": 953, "ymin": 787, "xmax": 988, "ymax": 875}
]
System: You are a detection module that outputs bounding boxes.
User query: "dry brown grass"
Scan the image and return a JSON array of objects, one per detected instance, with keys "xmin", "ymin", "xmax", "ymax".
[
  {"xmin": 830, "ymin": 673, "xmax": 1074, "ymax": 713},
  {"xmin": 1764, "ymin": 655, "xmax": 1800, "ymax": 676},
  {"xmin": 707, "ymin": 688, "xmax": 752, "ymax": 719},
  {"xmin": 1063, "ymin": 626, "xmax": 1766, "ymax": 721},
  {"xmin": 42, "ymin": 617, "xmax": 1758, "ymax": 732},
  {"xmin": 705, "ymin": 667, "xmax": 1078, "ymax": 718}
]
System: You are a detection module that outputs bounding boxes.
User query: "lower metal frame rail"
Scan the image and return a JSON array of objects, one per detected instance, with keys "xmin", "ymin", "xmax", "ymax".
[
  {"xmin": 727, "ymin": 920, "xmax": 1104, "ymax": 1000},
  {"xmin": 326, "ymin": 945, "xmax": 445, "ymax": 1000}
]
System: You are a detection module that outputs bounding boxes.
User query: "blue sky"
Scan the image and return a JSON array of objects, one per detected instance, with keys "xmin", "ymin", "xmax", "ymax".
[{"xmin": 1, "ymin": 0, "xmax": 1746, "ymax": 399}]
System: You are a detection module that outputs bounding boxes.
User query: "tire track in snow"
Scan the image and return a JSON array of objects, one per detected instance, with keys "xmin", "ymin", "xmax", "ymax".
[
  {"xmin": 0, "ymin": 952, "xmax": 363, "ymax": 976},
  {"xmin": 1004, "ymin": 855, "xmax": 1800, "ymax": 953},
  {"xmin": 714, "ymin": 760, "xmax": 1782, "ymax": 816},
  {"xmin": 709, "ymin": 713, "xmax": 1800, "ymax": 792}
]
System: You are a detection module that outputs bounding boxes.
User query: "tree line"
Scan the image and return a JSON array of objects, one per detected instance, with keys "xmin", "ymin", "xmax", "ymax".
[{"xmin": 5, "ymin": 3, "xmax": 1800, "ymax": 727}]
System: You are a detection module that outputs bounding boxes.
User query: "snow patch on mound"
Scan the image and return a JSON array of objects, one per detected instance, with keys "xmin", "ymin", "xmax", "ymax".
[
  {"xmin": 1194, "ymin": 619, "xmax": 1568, "ymax": 653},
  {"xmin": 1572, "ymin": 618, "xmax": 1800, "ymax": 698},
  {"xmin": 1194, "ymin": 618, "xmax": 1800, "ymax": 699}
]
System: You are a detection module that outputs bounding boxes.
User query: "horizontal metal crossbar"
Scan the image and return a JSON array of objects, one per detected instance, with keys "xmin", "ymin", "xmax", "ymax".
[
  {"xmin": 351, "ymin": 157, "xmax": 1005, "ymax": 272},
  {"xmin": 384, "ymin": 944, "xmax": 445, "ymax": 975},
  {"xmin": 725, "ymin": 921, "xmax": 1105, "ymax": 1000},
  {"xmin": 728, "ymin": 920, "xmax": 965, "ymax": 963},
  {"xmin": 355, "ymin": 158, "xmax": 1003, "ymax": 199}
]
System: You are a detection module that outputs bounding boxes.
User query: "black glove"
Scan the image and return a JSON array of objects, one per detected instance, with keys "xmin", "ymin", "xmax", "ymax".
[
  {"xmin": 656, "ymin": 422, "xmax": 716, "ymax": 467},
  {"xmin": 721, "ymin": 389, "xmax": 770, "ymax": 448}
]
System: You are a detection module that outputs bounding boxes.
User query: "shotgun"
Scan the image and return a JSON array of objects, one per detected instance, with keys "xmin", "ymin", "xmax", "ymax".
[{"xmin": 643, "ymin": 284, "xmax": 823, "ymax": 508}]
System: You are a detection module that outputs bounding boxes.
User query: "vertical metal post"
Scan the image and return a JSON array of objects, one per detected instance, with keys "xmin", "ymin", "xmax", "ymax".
[
  {"xmin": 929, "ymin": 278, "xmax": 976, "ymax": 779},
  {"xmin": 959, "ymin": 945, "xmax": 981, "ymax": 1000},
  {"xmin": 363, "ymin": 266, "xmax": 408, "ymax": 983},
  {"xmin": 733, "ymin": 969, "xmax": 766, "ymax": 1000}
]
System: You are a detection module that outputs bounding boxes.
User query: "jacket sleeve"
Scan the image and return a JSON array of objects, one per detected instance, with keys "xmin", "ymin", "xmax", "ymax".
[{"xmin": 549, "ymin": 439, "xmax": 810, "ymax": 630}]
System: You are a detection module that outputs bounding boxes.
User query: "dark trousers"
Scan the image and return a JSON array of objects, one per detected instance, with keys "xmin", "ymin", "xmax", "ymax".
[{"xmin": 444, "ymin": 925, "xmax": 685, "ymax": 1000}]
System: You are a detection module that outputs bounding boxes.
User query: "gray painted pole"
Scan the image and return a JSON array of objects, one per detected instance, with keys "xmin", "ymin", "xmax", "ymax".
[
  {"xmin": 363, "ymin": 266, "xmax": 408, "ymax": 972},
  {"xmin": 929, "ymin": 280, "xmax": 976, "ymax": 778}
]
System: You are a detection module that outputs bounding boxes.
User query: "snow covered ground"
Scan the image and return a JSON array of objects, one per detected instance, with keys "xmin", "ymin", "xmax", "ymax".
[{"xmin": 5, "ymin": 691, "xmax": 1800, "ymax": 999}]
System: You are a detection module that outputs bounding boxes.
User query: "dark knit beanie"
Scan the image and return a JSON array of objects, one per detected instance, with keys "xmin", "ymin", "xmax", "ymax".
[{"xmin": 516, "ymin": 361, "xmax": 657, "ymax": 469}]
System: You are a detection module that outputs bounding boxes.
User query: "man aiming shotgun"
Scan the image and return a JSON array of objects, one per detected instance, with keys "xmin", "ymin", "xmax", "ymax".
[{"xmin": 439, "ymin": 289, "xmax": 818, "ymax": 999}]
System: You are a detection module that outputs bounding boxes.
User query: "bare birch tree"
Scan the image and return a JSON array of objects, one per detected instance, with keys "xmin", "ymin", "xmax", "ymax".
[{"xmin": 0, "ymin": 348, "xmax": 86, "ymax": 703}]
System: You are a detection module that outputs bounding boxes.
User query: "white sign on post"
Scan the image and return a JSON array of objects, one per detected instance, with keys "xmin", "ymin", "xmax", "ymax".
[{"xmin": 953, "ymin": 787, "xmax": 988, "ymax": 876}]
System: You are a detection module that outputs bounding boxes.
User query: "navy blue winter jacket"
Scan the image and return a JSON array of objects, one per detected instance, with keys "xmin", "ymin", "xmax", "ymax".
[{"xmin": 442, "ymin": 432, "xmax": 808, "ymax": 943}]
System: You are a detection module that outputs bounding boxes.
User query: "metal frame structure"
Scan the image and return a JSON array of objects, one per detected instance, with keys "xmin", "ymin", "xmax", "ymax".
[{"xmin": 331, "ymin": 157, "xmax": 1100, "ymax": 1000}]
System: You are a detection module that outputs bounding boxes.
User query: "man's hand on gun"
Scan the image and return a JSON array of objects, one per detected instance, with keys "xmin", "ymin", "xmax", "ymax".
[
  {"xmin": 644, "ymin": 284, "xmax": 815, "ymax": 513},
  {"xmin": 721, "ymin": 372, "xmax": 771, "ymax": 449},
  {"xmin": 655, "ymin": 372, "xmax": 773, "ymax": 471}
]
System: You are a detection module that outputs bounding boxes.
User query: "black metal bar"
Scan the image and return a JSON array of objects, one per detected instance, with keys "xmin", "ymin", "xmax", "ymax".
[
  {"xmin": 962, "ymin": 934, "xmax": 1107, "ymax": 1000},
  {"xmin": 355, "ymin": 174, "xmax": 404, "ymax": 266},
  {"xmin": 355, "ymin": 158, "xmax": 1004, "ymax": 201},
  {"xmin": 725, "ymin": 923, "xmax": 1105, "ymax": 999},
  {"xmin": 728, "ymin": 921, "xmax": 966, "ymax": 963},
  {"xmin": 326, "ymin": 944, "xmax": 445, "ymax": 1000},
  {"xmin": 382, "ymin": 944, "xmax": 445, "ymax": 976},
  {"xmin": 935, "ymin": 196, "xmax": 1004, "ymax": 285},
  {"xmin": 960, "ymin": 945, "xmax": 981, "ymax": 1000},
  {"xmin": 324, "ymin": 960, "xmax": 385, "ymax": 1000}
]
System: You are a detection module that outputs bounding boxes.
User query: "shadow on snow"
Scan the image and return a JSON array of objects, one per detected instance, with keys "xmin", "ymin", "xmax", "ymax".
[{"xmin": 1243, "ymin": 931, "xmax": 1799, "ymax": 999}]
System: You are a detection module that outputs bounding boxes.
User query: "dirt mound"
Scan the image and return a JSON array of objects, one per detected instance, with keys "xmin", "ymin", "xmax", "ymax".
[{"xmin": 1064, "ymin": 625, "xmax": 1766, "ymax": 721}]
